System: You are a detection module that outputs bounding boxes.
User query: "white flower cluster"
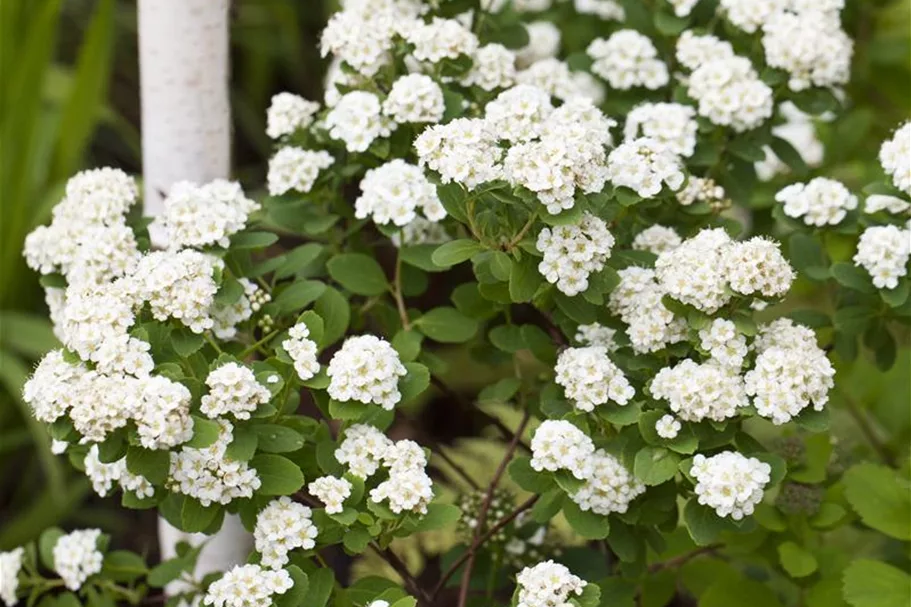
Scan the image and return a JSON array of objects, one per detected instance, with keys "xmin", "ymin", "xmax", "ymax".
[
  {"xmin": 169, "ymin": 419, "xmax": 261, "ymax": 505},
  {"xmin": 23, "ymin": 350, "xmax": 88, "ymax": 423},
  {"xmin": 691, "ymin": 451, "xmax": 771, "ymax": 520},
  {"xmin": 762, "ymin": 9, "xmax": 852, "ymax": 91},
  {"xmin": 756, "ymin": 102, "xmax": 825, "ymax": 181},
  {"xmin": 517, "ymin": 21, "xmax": 560, "ymax": 67},
  {"xmin": 678, "ymin": 34, "xmax": 773, "ymax": 132},
  {"xmin": 607, "ymin": 137, "xmax": 685, "ymax": 198},
  {"xmin": 266, "ymin": 92, "xmax": 319, "ymax": 139},
  {"xmin": 327, "ymin": 335, "xmax": 407, "ymax": 410},
  {"xmin": 504, "ymin": 96, "xmax": 615, "ymax": 214},
  {"xmin": 254, "ymin": 497, "xmax": 318, "ymax": 568},
  {"xmin": 515, "ymin": 58, "xmax": 605, "ymax": 103},
  {"xmin": 485, "ymin": 85, "xmax": 553, "ymax": 142},
  {"xmin": 574, "ymin": 323, "xmax": 618, "ymax": 351},
  {"xmin": 326, "ymin": 91, "xmax": 394, "ymax": 153},
  {"xmin": 282, "ymin": 323, "xmax": 320, "ymax": 381},
  {"xmin": 383, "ymin": 74, "xmax": 445, "ymax": 124},
  {"xmin": 516, "ymin": 561, "xmax": 586, "ymax": 607},
  {"xmin": 334, "ymin": 425, "xmax": 434, "ymax": 514},
  {"xmin": 335, "ymin": 423, "xmax": 393, "ymax": 478},
  {"xmin": 392, "ymin": 217, "xmax": 451, "ymax": 247},
  {"xmin": 136, "ymin": 249, "xmax": 223, "ymax": 333},
  {"xmin": 319, "ymin": 3, "xmax": 411, "ymax": 76},
  {"xmin": 84, "ymin": 445, "xmax": 155, "ymax": 499},
  {"xmin": 677, "ymin": 176, "xmax": 728, "ymax": 209},
  {"xmin": 308, "ymin": 475, "xmax": 353, "ymax": 514},
  {"xmin": 854, "ymin": 225, "xmax": 911, "ymax": 289},
  {"xmin": 775, "ymin": 177, "xmax": 858, "ymax": 226},
  {"xmin": 24, "ymin": 168, "xmax": 140, "ymax": 287},
  {"xmin": 200, "ymin": 363, "xmax": 271, "ymax": 420},
  {"xmin": 608, "ymin": 267, "xmax": 687, "ymax": 354},
  {"xmin": 651, "ymin": 359, "xmax": 749, "ymax": 422},
  {"xmin": 536, "ymin": 213, "xmax": 614, "ymax": 295},
  {"xmin": 866, "ymin": 195, "xmax": 910, "ymax": 215},
  {"xmin": 655, "ymin": 414, "xmax": 681, "ymax": 439},
  {"xmin": 203, "ymin": 564, "xmax": 293, "ymax": 607},
  {"xmin": 745, "ymin": 319, "xmax": 835, "ymax": 424},
  {"xmin": 573, "ymin": 0, "xmax": 624, "ymax": 20},
  {"xmin": 587, "ymin": 30, "xmax": 669, "ymax": 90},
  {"xmin": 571, "ymin": 449, "xmax": 646, "ymax": 515},
  {"xmin": 718, "ymin": 0, "xmax": 788, "ymax": 33},
  {"xmin": 415, "ymin": 118, "xmax": 503, "ymax": 189},
  {"xmin": 53, "ymin": 529, "xmax": 103, "ymax": 591},
  {"xmin": 159, "ymin": 179, "xmax": 260, "ymax": 249},
  {"xmin": 0, "ymin": 547, "xmax": 23, "ymax": 607},
  {"xmin": 267, "ymin": 147, "xmax": 335, "ymax": 196},
  {"xmin": 880, "ymin": 122, "xmax": 911, "ymax": 195},
  {"xmin": 632, "ymin": 225, "xmax": 682, "ymax": 255},
  {"xmin": 403, "ymin": 17, "xmax": 478, "ymax": 65},
  {"xmin": 656, "ymin": 228, "xmax": 793, "ymax": 313},
  {"xmin": 355, "ymin": 159, "xmax": 446, "ymax": 226},
  {"xmin": 462, "ymin": 43, "xmax": 516, "ymax": 91},
  {"xmin": 699, "ymin": 319, "xmax": 748, "ymax": 368},
  {"xmin": 530, "ymin": 420, "xmax": 595, "ymax": 481},
  {"xmin": 554, "ymin": 346, "xmax": 634, "ymax": 412},
  {"xmin": 624, "ymin": 103, "xmax": 698, "ymax": 157},
  {"xmin": 370, "ymin": 439, "xmax": 435, "ymax": 514},
  {"xmin": 211, "ymin": 279, "xmax": 271, "ymax": 340}
]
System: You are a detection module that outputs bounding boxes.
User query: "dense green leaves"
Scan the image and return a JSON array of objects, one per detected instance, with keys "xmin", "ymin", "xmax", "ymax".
[
  {"xmin": 842, "ymin": 560, "xmax": 911, "ymax": 607},
  {"xmin": 250, "ymin": 454, "xmax": 305, "ymax": 495},
  {"xmin": 842, "ymin": 463, "xmax": 911, "ymax": 540},
  {"xmin": 415, "ymin": 307, "xmax": 478, "ymax": 343},
  {"xmin": 327, "ymin": 254, "xmax": 388, "ymax": 296}
]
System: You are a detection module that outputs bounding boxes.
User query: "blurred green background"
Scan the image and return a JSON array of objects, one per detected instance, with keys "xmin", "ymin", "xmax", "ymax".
[{"xmin": 0, "ymin": 0, "xmax": 908, "ymax": 556}]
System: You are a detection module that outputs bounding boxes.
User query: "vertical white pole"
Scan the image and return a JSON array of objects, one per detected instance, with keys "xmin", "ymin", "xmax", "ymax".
[{"xmin": 138, "ymin": 0, "xmax": 251, "ymax": 580}]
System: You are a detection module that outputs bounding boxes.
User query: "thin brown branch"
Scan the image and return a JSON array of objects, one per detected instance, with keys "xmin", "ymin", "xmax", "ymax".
[
  {"xmin": 456, "ymin": 407, "xmax": 532, "ymax": 607},
  {"xmin": 648, "ymin": 544, "xmax": 722, "ymax": 573},
  {"xmin": 431, "ymin": 494, "xmax": 539, "ymax": 600},
  {"xmin": 370, "ymin": 544, "xmax": 433, "ymax": 606},
  {"xmin": 430, "ymin": 442, "xmax": 481, "ymax": 490}
]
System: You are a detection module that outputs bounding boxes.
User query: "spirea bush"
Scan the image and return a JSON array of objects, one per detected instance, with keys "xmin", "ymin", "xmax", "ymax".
[{"xmin": 6, "ymin": 0, "xmax": 910, "ymax": 606}]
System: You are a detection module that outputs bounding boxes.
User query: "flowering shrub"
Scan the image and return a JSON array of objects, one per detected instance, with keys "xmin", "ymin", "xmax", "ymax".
[{"xmin": 6, "ymin": 1, "xmax": 910, "ymax": 607}]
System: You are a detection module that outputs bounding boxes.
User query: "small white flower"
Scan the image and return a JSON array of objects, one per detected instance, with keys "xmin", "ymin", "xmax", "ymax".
[
  {"xmin": 327, "ymin": 335, "xmax": 407, "ymax": 410},
  {"xmin": 691, "ymin": 451, "xmax": 771, "ymax": 520},
  {"xmin": 53, "ymin": 529, "xmax": 104, "ymax": 591},
  {"xmin": 655, "ymin": 414, "xmax": 681, "ymax": 439},
  {"xmin": 254, "ymin": 497, "xmax": 319, "ymax": 569}
]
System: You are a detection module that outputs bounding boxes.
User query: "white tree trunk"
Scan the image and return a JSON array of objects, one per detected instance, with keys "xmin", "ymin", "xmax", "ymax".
[{"xmin": 138, "ymin": 0, "xmax": 251, "ymax": 582}]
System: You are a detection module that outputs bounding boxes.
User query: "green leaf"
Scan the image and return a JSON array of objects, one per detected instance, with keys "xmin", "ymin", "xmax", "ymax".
[
  {"xmin": 509, "ymin": 255, "xmax": 543, "ymax": 303},
  {"xmin": 770, "ymin": 137, "xmax": 809, "ymax": 175},
  {"xmin": 302, "ymin": 568, "xmax": 334, "ymax": 607},
  {"xmin": 275, "ymin": 566, "xmax": 309, "ymax": 607},
  {"xmin": 342, "ymin": 526, "xmax": 372, "ymax": 554},
  {"xmin": 683, "ymin": 500, "xmax": 735, "ymax": 546},
  {"xmin": 411, "ymin": 503, "xmax": 461, "ymax": 532},
  {"xmin": 834, "ymin": 305, "xmax": 875, "ymax": 335},
  {"xmin": 634, "ymin": 447, "xmax": 679, "ymax": 486},
  {"xmin": 400, "ymin": 245, "xmax": 448, "ymax": 273},
  {"xmin": 297, "ymin": 310, "xmax": 324, "ymax": 347},
  {"xmin": 147, "ymin": 558, "xmax": 188, "ymax": 588},
  {"xmin": 253, "ymin": 425, "xmax": 305, "ymax": 453},
  {"xmin": 39, "ymin": 527, "xmax": 64, "ymax": 570},
  {"xmin": 275, "ymin": 280, "xmax": 327, "ymax": 312},
  {"xmin": 275, "ymin": 243, "xmax": 324, "ymax": 279},
  {"xmin": 224, "ymin": 426, "xmax": 259, "ymax": 461},
  {"xmin": 881, "ymin": 280, "xmax": 909, "ymax": 308},
  {"xmin": 416, "ymin": 307, "xmax": 478, "ymax": 343},
  {"xmin": 251, "ymin": 454, "xmax": 305, "ymax": 495},
  {"xmin": 842, "ymin": 463, "xmax": 911, "ymax": 540},
  {"xmin": 554, "ymin": 293, "xmax": 596, "ymax": 324},
  {"xmin": 531, "ymin": 489, "xmax": 564, "ymax": 524},
  {"xmin": 654, "ymin": 10, "xmax": 689, "ymax": 35},
  {"xmin": 489, "ymin": 325, "xmax": 526, "ymax": 353},
  {"xmin": 788, "ymin": 232, "xmax": 830, "ymax": 281},
  {"xmin": 478, "ymin": 377, "xmax": 521, "ymax": 405},
  {"xmin": 562, "ymin": 500, "xmax": 610, "ymax": 539},
  {"xmin": 314, "ymin": 287, "xmax": 350, "ymax": 348},
  {"xmin": 327, "ymin": 254, "xmax": 388, "ymax": 296},
  {"xmin": 831, "ymin": 262, "xmax": 876, "ymax": 294},
  {"xmin": 181, "ymin": 498, "xmax": 220, "ymax": 533},
  {"xmin": 842, "ymin": 559, "xmax": 911, "ymax": 607},
  {"xmin": 431, "ymin": 239, "xmax": 484, "ymax": 267},
  {"xmin": 777, "ymin": 541, "xmax": 817, "ymax": 578},
  {"xmin": 102, "ymin": 551, "xmax": 147, "ymax": 582},
  {"xmin": 488, "ymin": 251, "xmax": 512, "ymax": 281},
  {"xmin": 329, "ymin": 399, "xmax": 370, "ymax": 421},
  {"xmin": 391, "ymin": 330, "xmax": 423, "ymax": 362},
  {"xmin": 575, "ymin": 584, "xmax": 602, "ymax": 607},
  {"xmin": 171, "ymin": 329, "xmax": 205, "ymax": 357},
  {"xmin": 400, "ymin": 362, "xmax": 430, "ymax": 403},
  {"xmin": 125, "ymin": 446, "xmax": 169, "ymax": 485},
  {"xmin": 701, "ymin": 575, "xmax": 784, "ymax": 607},
  {"xmin": 185, "ymin": 416, "xmax": 222, "ymax": 449},
  {"xmin": 508, "ymin": 456, "xmax": 552, "ymax": 493},
  {"xmin": 232, "ymin": 231, "xmax": 279, "ymax": 249}
]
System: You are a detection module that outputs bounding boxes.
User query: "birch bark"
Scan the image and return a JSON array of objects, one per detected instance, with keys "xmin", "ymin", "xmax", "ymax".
[{"xmin": 138, "ymin": 0, "xmax": 251, "ymax": 580}]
